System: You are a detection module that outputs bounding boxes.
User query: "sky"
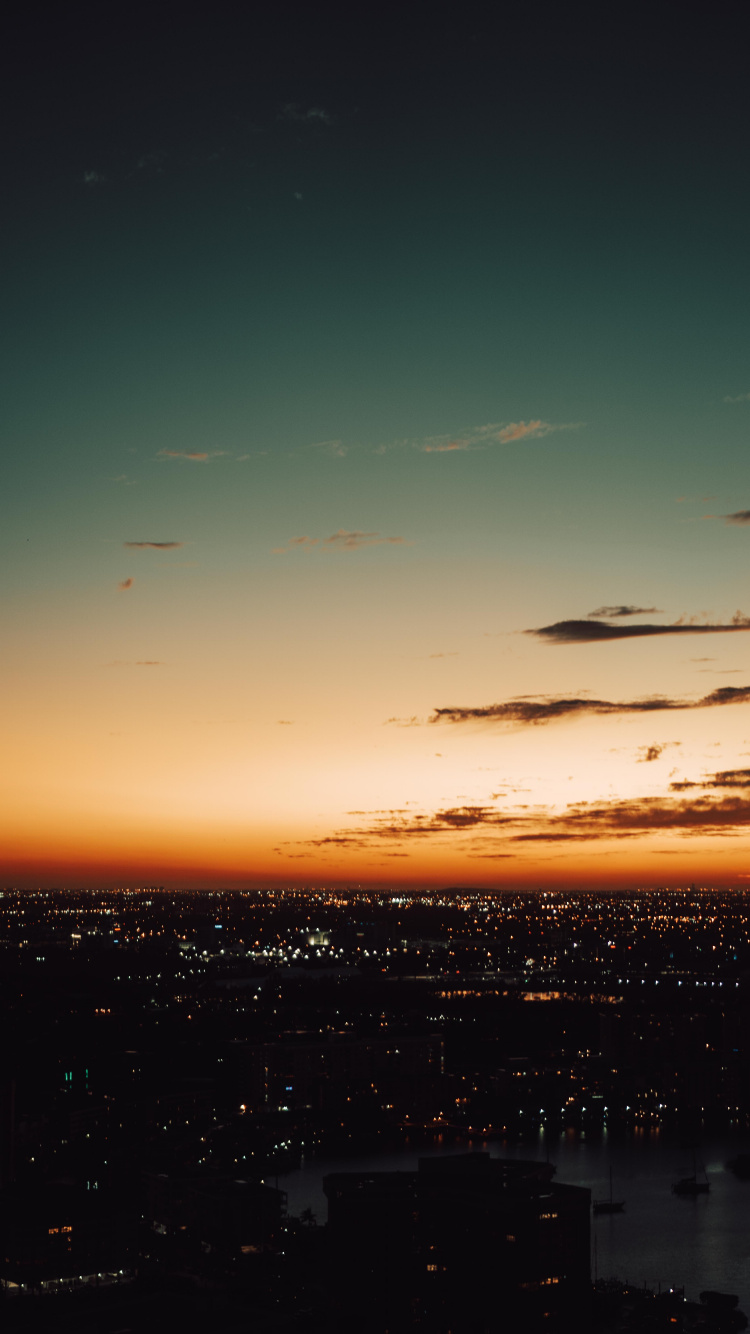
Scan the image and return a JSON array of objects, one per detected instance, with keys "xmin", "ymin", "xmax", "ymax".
[{"xmin": 3, "ymin": 4, "xmax": 750, "ymax": 889}]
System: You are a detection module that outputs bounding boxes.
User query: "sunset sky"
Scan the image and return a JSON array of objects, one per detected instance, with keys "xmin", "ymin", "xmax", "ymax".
[{"xmin": 3, "ymin": 5, "xmax": 750, "ymax": 889}]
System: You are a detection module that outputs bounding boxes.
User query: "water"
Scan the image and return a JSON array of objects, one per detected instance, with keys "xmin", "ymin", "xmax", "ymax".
[{"xmin": 279, "ymin": 1129, "xmax": 750, "ymax": 1311}]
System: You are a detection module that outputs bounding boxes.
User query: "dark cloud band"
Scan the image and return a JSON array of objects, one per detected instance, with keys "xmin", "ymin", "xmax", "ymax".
[
  {"xmin": 588, "ymin": 605, "xmax": 661, "ymax": 618},
  {"xmin": 431, "ymin": 685, "xmax": 750, "ymax": 727},
  {"xmin": 528, "ymin": 617, "xmax": 750, "ymax": 643},
  {"xmin": 124, "ymin": 541, "xmax": 183, "ymax": 549},
  {"xmin": 670, "ymin": 768, "xmax": 750, "ymax": 792},
  {"xmin": 302, "ymin": 789, "xmax": 750, "ymax": 853}
]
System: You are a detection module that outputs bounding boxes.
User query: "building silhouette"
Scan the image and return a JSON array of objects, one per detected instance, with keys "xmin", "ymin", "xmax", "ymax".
[{"xmin": 324, "ymin": 1153, "xmax": 590, "ymax": 1332}]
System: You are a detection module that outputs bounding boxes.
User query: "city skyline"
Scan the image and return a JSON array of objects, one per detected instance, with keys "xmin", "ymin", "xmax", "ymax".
[{"xmin": 3, "ymin": 8, "xmax": 750, "ymax": 889}]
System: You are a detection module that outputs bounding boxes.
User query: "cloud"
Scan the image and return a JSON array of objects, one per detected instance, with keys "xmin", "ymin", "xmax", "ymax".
[
  {"xmin": 308, "ymin": 418, "xmax": 583, "ymax": 459},
  {"xmin": 272, "ymin": 535, "xmax": 319, "ymax": 554},
  {"xmin": 468, "ymin": 852, "xmax": 515, "ymax": 859},
  {"xmin": 323, "ymin": 529, "xmax": 407, "ymax": 550},
  {"xmin": 135, "ymin": 661, "xmax": 162, "ymax": 666},
  {"xmin": 280, "ymin": 103, "xmax": 333, "ymax": 125},
  {"xmin": 277, "ymin": 720, "xmax": 294, "ymax": 725},
  {"xmin": 308, "ymin": 789, "xmax": 750, "ymax": 853},
  {"xmin": 305, "ymin": 804, "xmax": 514, "ymax": 848},
  {"xmin": 384, "ymin": 716, "xmax": 422, "ymax": 728},
  {"xmin": 422, "ymin": 440, "xmax": 470, "ymax": 453},
  {"xmin": 157, "ymin": 450, "xmax": 227, "ymax": 463},
  {"xmin": 118, "ymin": 578, "xmax": 134, "ymax": 591},
  {"xmin": 670, "ymin": 767, "xmax": 750, "ymax": 792},
  {"xmin": 638, "ymin": 745, "xmax": 665, "ymax": 763},
  {"xmin": 528, "ymin": 615, "xmax": 750, "ymax": 643},
  {"xmin": 724, "ymin": 393, "xmax": 750, "ymax": 403},
  {"xmin": 135, "ymin": 150, "xmax": 167, "ymax": 173},
  {"xmin": 589, "ymin": 605, "xmax": 661, "ymax": 618},
  {"xmin": 311, "ymin": 439, "xmax": 347, "ymax": 458},
  {"xmin": 124, "ymin": 541, "xmax": 183, "ymax": 550},
  {"xmin": 722, "ymin": 511, "xmax": 750, "ymax": 525},
  {"xmin": 274, "ymin": 530, "xmax": 409, "ymax": 554},
  {"xmin": 83, "ymin": 170, "xmax": 105, "ymax": 185},
  {"xmin": 415, "ymin": 419, "xmax": 582, "ymax": 454},
  {"xmin": 111, "ymin": 474, "xmax": 137, "ymax": 485},
  {"xmin": 495, "ymin": 420, "xmax": 551, "ymax": 442},
  {"xmin": 516, "ymin": 794, "xmax": 750, "ymax": 841},
  {"xmin": 430, "ymin": 684, "xmax": 750, "ymax": 728},
  {"xmin": 696, "ymin": 669, "xmax": 743, "ymax": 675}
]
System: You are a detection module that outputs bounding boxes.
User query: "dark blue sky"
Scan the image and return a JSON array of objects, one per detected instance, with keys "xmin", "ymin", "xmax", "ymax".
[{"xmin": 4, "ymin": 3, "xmax": 750, "ymax": 887}]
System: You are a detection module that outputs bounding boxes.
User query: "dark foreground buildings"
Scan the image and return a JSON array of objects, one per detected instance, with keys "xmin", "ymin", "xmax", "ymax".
[
  {"xmin": 324, "ymin": 1153, "xmax": 591, "ymax": 1332},
  {"xmin": 5, "ymin": 885, "xmax": 750, "ymax": 1329}
]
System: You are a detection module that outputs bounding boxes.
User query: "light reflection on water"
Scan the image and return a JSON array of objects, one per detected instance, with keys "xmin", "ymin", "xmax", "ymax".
[{"xmin": 279, "ymin": 1128, "xmax": 750, "ymax": 1310}]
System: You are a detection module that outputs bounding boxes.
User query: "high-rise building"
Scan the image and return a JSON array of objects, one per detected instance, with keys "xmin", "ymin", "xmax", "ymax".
[{"xmin": 324, "ymin": 1153, "xmax": 590, "ymax": 1331}]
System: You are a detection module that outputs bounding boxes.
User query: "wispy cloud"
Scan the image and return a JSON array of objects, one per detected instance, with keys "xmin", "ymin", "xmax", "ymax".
[
  {"xmin": 324, "ymin": 529, "xmax": 408, "ymax": 550},
  {"xmin": 415, "ymin": 419, "xmax": 582, "ymax": 454},
  {"xmin": 135, "ymin": 150, "xmax": 167, "ymax": 174},
  {"xmin": 124, "ymin": 541, "xmax": 183, "ymax": 550},
  {"xmin": 670, "ymin": 767, "xmax": 750, "ymax": 792},
  {"xmin": 589, "ymin": 605, "xmax": 661, "ymax": 618},
  {"xmin": 430, "ymin": 684, "xmax": 750, "ymax": 727},
  {"xmin": 304, "ymin": 788, "xmax": 750, "ymax": 852},
  {"xmin": 274, "ymin": 529, "xmax": 410, "ymax": 554},
  {"xmin": 117, "ymin": 577, "xmax": 134, "ymax": 592},
  {"xmin": 280, "ymin": 103, "xmax": 333, "ymax": 125},
  {"xmin": 309, "ymin": 418, "xmax": 583, "ymax": 458},
  {"xmin": 724, "ymin": 392, "xmax": 750, "ymax": 403},
  {"xmin": 111, "ymin": 474, "xmax": 137, "ymax": 485},
  {"xmin": 636, "ymin": 742, "xmax": 680, "ymax": 763},
  {"xmin": 384, "ymin": 716, "xmax": 422, "ymax": 728},
  {"xmin": 83, "ymin": 169, "xmax": 105, "ymax": 185},
  {"xmin": 305, "ymin": 804, "xmax": 514, "ymax": 848},
  {"xmin": 722, "ymin": 511, "xmax": 750, "ymax": 525},
  {"xmin": 311, "ymin": 439, "xmax": 347, "ymax": 458},
  {"xmin": 638, "ymin": 744, "xmax": 665, "ymax": 762},
  {"xmin": 272, "ymin": 536, "xmax": 319, "ymax": 554},
  {"xmin": 107, "ymin": 660, "xmax": 164, "ymax": 670},
  {"xmin": 528, "ymin": 614, "xmax": 750, "ymax": 644},
  {"xmin": 421, "ymin": 440, "xmax": 470, "ymax": 454},
  {"xmin": 157, "ymin": 450, "xmax": 227, "ymax": 463},
  {"xmin": 495, "ymin": 420, "xmax": 553, "ymax": 442},
  {"xmin": 509, "ymin": 795, "xmax": 750, "ymax": 841}
]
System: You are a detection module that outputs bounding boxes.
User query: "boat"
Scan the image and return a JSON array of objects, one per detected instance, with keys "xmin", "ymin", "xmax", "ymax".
[
  {"xmin": 672, "ymin": 1153, "xmax": 710, "ymax": 1195},
  {"xmin": 593, "ymin": 1167, "xmax": 625, "ymax": 1214},
  {"xmin": 673, "ymin": 1175, "xmax": 709, "ymax": 1195}
]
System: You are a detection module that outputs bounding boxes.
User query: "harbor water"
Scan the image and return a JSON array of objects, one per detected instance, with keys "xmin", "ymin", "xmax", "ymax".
[{"xmin": 279, "ymin": 1128, "xmax": 750, "ymax": 1311}]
